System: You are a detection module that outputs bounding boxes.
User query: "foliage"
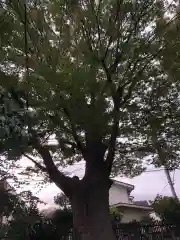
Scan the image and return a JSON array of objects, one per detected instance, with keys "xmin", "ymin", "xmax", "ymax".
[
  {"xmin": 0, "ymin": 184, "xmax": 42, "ymax": 239},
  {"xmin": 28, "ymin": 209, "xmax": 72, "ymax": 240},
  {"xmin": 0, "ymin": 186, "xmax": 40, "ymax": 219},
  {"xmin": 54, "ymin": 192, "xmax": 71, "ymax": 210},
  {"xmin": 0, "ymin": 184, "xmax": 72, "ymax": 240},
  {"xmin": 0, "ymin": 0, "xmax": 180, "ymax": 237},
  {"xmin": 151, "ymin": 195, "xmax": 180, "ymax": 226},
  {"xmin": 7, "ymin": 206, "xmax": 73, "ymax": 240},
  {"xmin": 121, "ymin": 0, "xmax": 180, "ymax": 172},
  {"xmin": 139, "ymin": 215, "xmax": 155, "ymax": 224},
  {"xmin": 0, "ymin": 0, "xmax": 173, "ymax": 179}
]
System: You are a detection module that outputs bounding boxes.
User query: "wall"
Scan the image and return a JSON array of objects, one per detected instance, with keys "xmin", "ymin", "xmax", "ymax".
[
  {"xmin": 120, "ymin": 208, "xmax": 150, "ymax": 223},
  {"xmin": 109, "ymin": 183, "xmax": 130, "ymax": 205}
]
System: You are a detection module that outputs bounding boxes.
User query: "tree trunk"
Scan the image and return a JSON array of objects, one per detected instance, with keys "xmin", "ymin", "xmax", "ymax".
[
  {"xmin": 71, "ymin": 178, "xmax": 116, "ymax": 240},
  {"xmin": 164, "ymin": 167, "xmax": 178, "ymax": 200}
]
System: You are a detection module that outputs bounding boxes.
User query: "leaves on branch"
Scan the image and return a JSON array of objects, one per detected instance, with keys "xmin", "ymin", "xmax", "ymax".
[{"xmin": 0, "ymin": 0, "xmax": 179, "ymax": 184}]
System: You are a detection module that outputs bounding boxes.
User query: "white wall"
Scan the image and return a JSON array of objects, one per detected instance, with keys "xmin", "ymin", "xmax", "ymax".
[
  {"xmin": 121, "ymin": 208, "xmax": 150, "ymax": 223},
  {"xmin": 109, "ymin": 184, "xmax": 130, "ymax": 205}
]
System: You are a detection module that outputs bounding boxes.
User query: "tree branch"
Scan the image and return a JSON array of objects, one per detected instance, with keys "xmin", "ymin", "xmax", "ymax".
[
  {"xmin": 114, "ymin": 0, "xmax": 121, "ymax": 64},
  {"xmin": 108, "ymin": 3, "xmax": 151, "ymax": 75},
  {"xmin": 106, "ymin": 57, "xmax": 150, "ymax": 173},
  {"xmin": 48, "ymin": 99, "xmax": 85, "ymax": 158},
  {"xmin": 23, "ymin": 153, "xmax": 47, "ymax": 173},
  {"xmin": 81, "ymin": 19, "xmax": 95, "ymax": 54},
  {"xmin": 31, "ymin": 139, "xmax": 74, "ymax": 196},
  {"xmin": 106, "ymin": 88, "xmax": 122, "ymax": 173},
  {"xmin": 62, "ymin": 106, "xmax": 85, "ymax": 158},
  {"xmin": 89, "ymin": 0, "xmax": 102, "ymax": 49}
]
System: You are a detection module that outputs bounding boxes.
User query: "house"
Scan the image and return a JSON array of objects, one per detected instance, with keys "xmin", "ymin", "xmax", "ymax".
[{"xmin": 109, "ymin": 180, "xmax": 152, "ymax": 223}]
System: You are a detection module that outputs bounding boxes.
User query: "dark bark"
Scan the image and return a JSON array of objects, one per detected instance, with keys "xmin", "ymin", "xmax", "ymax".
[
  {"xmin": 34, "ymin": 142, "xmax": 75, "ymax": 196},
  {"xmin": 71, "ymin": 177, "xmax": 116, "ymax": 240},
  {"xmin": 151, "ymin": 135, "xmax": 178, "ymax": 201},
  {"xmin": 164, "ymin": 167, "xmax": 178, "ymax": 201},
  {"xmin": 37, "ymin": 140, "xmax": 116, "ymax": 240},
  {"xmin": 68, "ymin": 143, "xmax": 116, "ymax": 240}
]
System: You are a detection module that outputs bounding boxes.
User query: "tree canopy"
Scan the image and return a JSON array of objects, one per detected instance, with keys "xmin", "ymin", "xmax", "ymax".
[
  {"xmin": 151, "ymin": 195, "xmax": 180, "ymax": 226},
  {"xmin": 0, "ymin": 184, "xmax": 72, "ymax": 240},
  {"xmin": 0, "ymin": 0, "xmax": 176, "ymax": 179}
]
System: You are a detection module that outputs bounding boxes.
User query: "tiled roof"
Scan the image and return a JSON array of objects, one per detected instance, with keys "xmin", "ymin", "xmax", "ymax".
[{"xmin": 134, "ymin": 200, "xmax": 150, "ymax": 207}]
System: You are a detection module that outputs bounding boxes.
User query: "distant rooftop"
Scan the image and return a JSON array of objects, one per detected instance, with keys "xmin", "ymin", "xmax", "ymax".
[{"xmin": 134, "ymin": 200, "xmax": 150, "ymax": 207}]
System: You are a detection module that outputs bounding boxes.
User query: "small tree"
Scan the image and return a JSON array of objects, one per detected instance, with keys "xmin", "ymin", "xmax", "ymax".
[
  {"xmin": 0, "ymin": 188, "xmax": 41, "ymax": 240},
  {"xmin": 2, "ymin": 189, "xmax": 72, "ymax": 240},
  {"xmin": 30, "ymin": 211, "xmax": 72, "ymax": 240},
  {"xmin": 54, "ymin": 192, "xmax": 71, "ymax": 210},
  {"xmin": 151, "ymin": 195, "xmax": 180, "ymax": 226}
]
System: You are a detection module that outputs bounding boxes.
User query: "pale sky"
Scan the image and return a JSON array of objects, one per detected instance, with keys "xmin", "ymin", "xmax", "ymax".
[
  {"xmin": 31, "ymin": 162, "xmax": 180, "ymax": 209},
  {"xmin": 6, "ymin": 157, "xmax": 179, "ymax": 210}
]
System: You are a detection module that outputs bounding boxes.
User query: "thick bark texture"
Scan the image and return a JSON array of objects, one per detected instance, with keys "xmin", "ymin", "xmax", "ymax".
[
  {"xmin": 38, "ymin": 140, "xmax": 116, "ymax": 240},
  {"xmin": 71, "ymin": 177, "xmax": 116, "ymax": 240},
  {"xmin": 67, "ymin": 142, "xmax": 116, "ymax": 240}
]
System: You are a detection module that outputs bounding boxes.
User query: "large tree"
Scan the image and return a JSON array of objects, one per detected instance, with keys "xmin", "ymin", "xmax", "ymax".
[{"xmin": 0, "ymin": 0, "xmax": 178, "ymax": 239}]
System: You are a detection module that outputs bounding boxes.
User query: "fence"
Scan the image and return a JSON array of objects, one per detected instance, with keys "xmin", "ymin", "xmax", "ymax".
[
  {"xmin": 114, "ymin": 221, "xmax": 180, "ymax": 240},
  {"xmin": 69, "ymin": 221, "xmax": 180, "ymax": 240}
]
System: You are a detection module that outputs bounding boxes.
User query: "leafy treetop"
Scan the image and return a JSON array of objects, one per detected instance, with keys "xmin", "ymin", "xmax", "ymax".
[{"xmin": 0, "ymin": 0, "xmax": 179, "ymax": 190}]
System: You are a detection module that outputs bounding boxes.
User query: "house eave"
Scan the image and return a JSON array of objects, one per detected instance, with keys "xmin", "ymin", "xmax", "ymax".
[
  {"xmin": 111, "ymin": 202, "xmax": 153, "ymax": 211},
  {"xmin": 112, "ymin": 179, "xmax": 135, "ymax": 191}
]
